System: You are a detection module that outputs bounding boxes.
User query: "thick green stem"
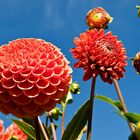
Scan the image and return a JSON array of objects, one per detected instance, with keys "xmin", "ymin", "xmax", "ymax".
[
  {"xmin": 113, "ymin": 78, "xmax": 135, "ymax": 133},
  {"xmin": 87, "ymin": 78, "xmax": 96, "ymax": 140}
]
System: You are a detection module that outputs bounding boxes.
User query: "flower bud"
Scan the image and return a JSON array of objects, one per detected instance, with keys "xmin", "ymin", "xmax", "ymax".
[
  {"xmin": 70, "ymin": 82, "xmax": 80, "ymax": 94},
  {"xmin": 132, "ymin": 52, "xmax": 140, "ymax": 74},
  {"xmin": 86, "ymin": 7, "xmax": 113, "ymax": 29},
  {"xmin": 135, "ymin": 121, "xmax": 140, "ymax": 140}
]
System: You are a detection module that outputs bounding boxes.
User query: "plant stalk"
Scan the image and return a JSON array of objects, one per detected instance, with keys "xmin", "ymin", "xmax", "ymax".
[
  {"xmin": 87, "ymin": 77, "xmax": 96, "ymax": 140},
  {"xmin": 34, "ymin": 117, "xmax": 41, "ymax": 140},
  {"xmin": 61, "ymin": 104, "xmax": 65, "ymax": 136},
  {"xmin": 48, "ymin": 112, "xmax": 57, "ymax": 140},
  {"xmin": 113, "ymin": 78, "xmax": 135, "ymax": 133},
  {"xmin": 38, "ymin": 117, "xmax": 49, "ymax": 140}
]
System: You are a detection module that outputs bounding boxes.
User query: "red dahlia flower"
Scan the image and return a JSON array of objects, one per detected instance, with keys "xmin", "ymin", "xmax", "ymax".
[
  {"xmin": 86, "ymin": 7, "xmax": 112, "ymax": 29},
  {"xmin": 0, "ymin": 38, "xmax": 72, "ymax": 118},
  {"xmin": 132, "ymin": 52, "xmax": 140, "ymax": 74},
  {"xmin": 71, "ymin": 29, "xmax": 127, "ymax": 84},
  {"xmin": 0, "ymin": 120, "xmax": 11, "ymax": 140},
  {"xmin": 6, "ymin": 123, "xmax": 27, "ymax": 140}
]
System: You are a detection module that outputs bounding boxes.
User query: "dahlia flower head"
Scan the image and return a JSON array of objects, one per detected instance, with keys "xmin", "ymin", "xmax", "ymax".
[
  {"xmin": 6, "ymin": 123, "xmax": 27, "ymax": 140},
  {"xmin": 86, "ymin": 7, "xmax": 113, "ymax": 29},
  {"xmin": 0, "ymin": 38, "xmax": 72, "ymax": 118},
  {"xmin": 0, "ymin": 120, "xmax": 11, "ymax": 140},
  {"xmin": 71, "ymin": 29, "xmax": 127, "ymax": 84},
  {"xmin": 132, "ymin": 52, "xmax": 140, "ymax": 74}
]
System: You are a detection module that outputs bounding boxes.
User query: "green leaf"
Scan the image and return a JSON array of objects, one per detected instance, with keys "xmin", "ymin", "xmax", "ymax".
[
  {"xmin": 62, "ymin": 100, "xmax": 90, "ymax": 140},
  {"xmin": 95, "ymin": 95, "xmax": 122, "ymax": 111},
  {"xmin": 10, "ymin": 119, "xmax": 36, "ymax": 140},
  {"xmin": 129, "ymin": 133, "xmax": 138, "ymax": 140},
  {"xmin": 124, "ymin": 112, "xmax": 140, "ymax": 124}
]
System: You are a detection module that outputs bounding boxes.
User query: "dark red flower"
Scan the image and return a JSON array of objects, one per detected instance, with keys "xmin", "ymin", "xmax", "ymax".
[
  {"xmin": 86, "ymin": 7, "xmax": 112, "ymax": 29},
  {"xmin": 132, "ymin": 52, "xmax": 140, "ymax": 74},
  {"xmin": 71, "ymin": 29, "xmax": 127, "ymax": 84},
  {"xmin": 0, "ymin": 38, "xmax": 72, "ymax": 118}
]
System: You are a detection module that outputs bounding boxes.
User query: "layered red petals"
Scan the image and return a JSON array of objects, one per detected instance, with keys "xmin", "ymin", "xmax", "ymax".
[
  {"xmin": 71, "ymin": 29, "xmax": 127, "ymax": 84},
  {"xmin": 0, "ymin": 38, "xmax": 72, "ymax": 118}
]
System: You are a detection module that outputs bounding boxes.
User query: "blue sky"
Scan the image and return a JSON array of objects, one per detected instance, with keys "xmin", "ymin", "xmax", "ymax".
[{"xmin": 0, "ymin": 0, "xmax": 140, "ymax": 139}]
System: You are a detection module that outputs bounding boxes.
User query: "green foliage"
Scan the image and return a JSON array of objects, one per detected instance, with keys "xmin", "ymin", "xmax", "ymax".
[
  {"xmin": 129, "ymin": 133, "xmax": 138, "ymax": 140},
  {"xmin": 10, "ymin": 119, "xmax": 36, "ymax": 140},
  {"xmin": 124, "ymin": 113, "xmax": 140, "ymax": 124},
  {"xmin": 62, "ymin": 100, "xmax": 90, "ymax": 140},
  {"xmin": 95, "ymin": 95, "xmax": 122, "ymax": 111}
]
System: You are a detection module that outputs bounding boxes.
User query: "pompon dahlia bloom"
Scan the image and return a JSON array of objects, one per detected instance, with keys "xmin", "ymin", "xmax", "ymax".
[
  {"xmin": 0, "ymin": 38, "xmax": 72, "ymax": 118},
  {"xmin": 0, "ymin": 120, "xmax": 11, "ymax": 140},
  {"xmin": 71, "ymin": 29, "xmax": 127, "ymax": 84},
  {"xmin": 86, "ymin": 7, "xmax": 113, "ymax": 29},
  {"xmin": 132, "ymin": 52, "xmax": 140, "ymax": 74},
  {"xmin": 6, "ymin": 123, "xmax": 27, "ymax": 140}
]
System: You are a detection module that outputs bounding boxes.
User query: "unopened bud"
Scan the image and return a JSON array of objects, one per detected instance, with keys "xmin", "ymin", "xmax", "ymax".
[
  {"xmin": 86, "ymin": 7, "xmax": 113, "ymax": 29},
  {"xmin": 132, "ymin": 52, "xmax": 140, "ymax": 74}
]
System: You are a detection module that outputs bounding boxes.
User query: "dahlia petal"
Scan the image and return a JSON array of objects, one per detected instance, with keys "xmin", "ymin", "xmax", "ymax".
[
  {"xmin": 36, "ymin": 79, "xmax": 49, "ymax": 88},
  {"xmin": 5, "ymin": 101, "xmax": 19, "ymax": 113},
  {"xmin": 22, "ymin": 101, "xmax": 39, "ymax": 113},
  {"xmin": 43, "ymin": 84, "xmax": 57, "ymax": 95},
  {"xmin": 0, "ymin": 106, "xmax": 9, "ymax": 115},
  {"xmin": 83, "ymin": 68, "xmax": 95, "ymax": 81},
  {"xmin": 49, "ymin": 76, "xmax": 61, "ymax": 86},
  {"xmin": 47, "ymin": 60, "xmax": 56, "ymax": 68},
  {"xmin": 24, "ymin": 85, "xmax": 40, "ymax": 97},
  {"xmin": 0, "ymin": 83, "xmax": 6, "ymax": 93},
  {"xmin": 17, "ymin": 80, "xmax": 33, "ymax": 90},
  {"xmin": 13, "ymin": 94, "xmax": 32, "ymax": 105},
  {"xmin": 28, "ymin": 73, "xmax": 39, "ymax": 83},
  {"xmin": 34, "ymin": 93, "xmax": 50, "ymax": 105},
  {"xmin": 10, "ymin": 67, "xmax": 21, "ymax": 74},
  {"xmin": 40, "ymin": 59, "xmax": 47, "ymax": 66},
  {"xmin": 8, "ymin": 86, "xmax": 23, "ymax": 97},
  {"xmin": 20, "ymin": 69, "xmax": 32, "ymax": 77},
  {"xmin": 1, "ymin": 78, "xmax": 15, "ymax": 89},
  {"xmin": 12, "ymin": 109, "xmax": 26, "ymax": 118},
  {"xmin": 54, "ymin": 67, "xmax": 64, "ymax": 76},
  {"xmin": 32, "ymin": 67, "xmax": 45, "ymax": 76},
  {"xmin": 51, "ymin": 90, "xmax": 64, "ymax": 101},
  {"xmin": 0, "ymin": 92, "xmax": 12, "ymax": 103},
  {"xmin": 55, "ymin": 59, "xmax": 64, "ymax": 66},
  {"xmin": 13, "ymin": 73, "xmax": 26, "ymax": 83},
  {"xmin": 2, "ymin": 69, "xmax": 13, "ymax": 79},
  {"xmin": 41, "ymin": 99, "xmax": 56, "ymax": 112},
  {"xmin": 43, "ymin": 69, "xmax": 54, "ymax": 78}
]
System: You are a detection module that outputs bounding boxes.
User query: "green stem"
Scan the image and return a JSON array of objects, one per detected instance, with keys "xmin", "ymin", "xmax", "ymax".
[
  {"xmin": 48, "ymin": 112, "xmax": 57, "ymax": 140},
  {"xmin": 113, "ymin": 78, "xmax": 135, "ymax": 133},
  {"xmin": 34, "ymin": 117, "xmax": 41, "ymax": 140},
  {"xmin": 87, "ymin": 77, "xmax": 96, "ymax": 140}
]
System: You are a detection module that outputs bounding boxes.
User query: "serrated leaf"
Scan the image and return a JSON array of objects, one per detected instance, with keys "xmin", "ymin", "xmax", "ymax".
[
  {"xmin": 124, "ymin": 113, "xmax": 140, "ymax": 124},
  {"xmin": 10, "ymin": 119, "xmax": 36, "ymax": 140},
  {"xmin": 62, "ymin": 100, "xmax": 90, "ymax": 140},
  {"xmin": 95, "ymin": 95, "xmax": 122, "ymax": 111}
]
